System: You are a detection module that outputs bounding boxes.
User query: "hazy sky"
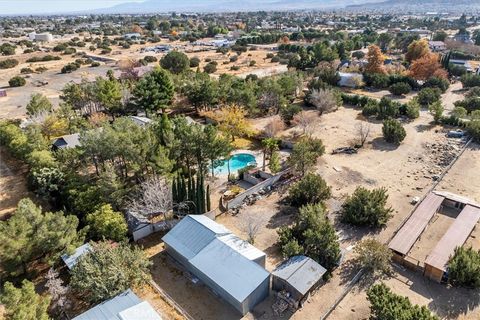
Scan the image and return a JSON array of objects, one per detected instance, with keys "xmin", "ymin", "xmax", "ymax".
[{"xmin": 0, "ymin": 0, "xmax": 145, "ymax": 15}]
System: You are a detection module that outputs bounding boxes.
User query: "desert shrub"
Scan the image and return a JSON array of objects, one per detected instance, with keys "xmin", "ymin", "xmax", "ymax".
[
  {"xmin": 454, "ymin": 97, "xmax": 480, "ymax": 113},
  {"xmin": 271, "ymin": 56, "xmax": 280, "ymax": 63},
  {"xmin": 467, "ymin": 120, "xmax": 480, "ymax": 142},
  {"xmin": 0, "ymin": 58, "xmax": 19, "ymax": 69},
  {"xmin": 249, "ymin": 60, "xmax": 256, "ymax": 66},
  {"xmin": 382, "ymin": 118, "xmax": 406, "ymax": 144},
  {"xmin": 389, "ymin": 82, "xmax": 411, "ymax": 96},
  {"xmin": 9, "ymin": 76, "xmax": 26, "ymax": 87},
  {"xmin": 377, "ymin": 97, "xmax": 400, "ymax": 120},
  {"xmin": 63, "ymin": 47, "xmax": 76, "ymax": 55},
  {"xmin": 428, "ymin": 101, "xmax": 444, "ymax": 124},
  {"xmin": 143, "ymin": 55, "xmax": 157, "ymax": 63},
  {"xmin": 278, "ymin": 203, "xmax": 341, "ymax": 271},
  {"xmin": 160, "ymin": 50, "xmax": 190, "ymax": 74},
  {"xmin": 362, "ymin": 100, "xmax": 379, "ymax": 117},
  {"xmin": 91, "ymin": 62, "xmax": 101, "ymax": 67},
  {"xmin": 230, "ymin": 55, "xmax": 238, "ymax": 62},
  {"xmin": 461, "ymin": 73, "xmax": 480, "ymax": 88},
  {"xmin": 189, "ymin": 57, "xmax": 200, "ymax": 67},
  {"xmin": 352, "ymin": 50, "xmax": 365, "ymax": 59},
  {"xmin": 448, "ymin": 247, "xmax": 480, "ymax": 288},
  {"xmin": 405, "ymin": 99, "xmax": 420, "ymax": 119},
  {"xmin": 266, "ymin": 53, "xmax": 274, "ymax": 59},
  {"xmin": 53, "ymin": 43, "xmax": 67, "ymax": 52},
  {"xmin": 364, "ymin": 73, "xmax": 390, "ymax": 89},
  {"xmin": 230, "ymin": 65, "xmax": 240, "ymax": 71},
  {"xmin": 354, "ymin": 238, "xmax": 392, "ymax": 274},
  {"xmin": 367, "ymin": 283, "xmax": 439, "ymax": 320},
  {"xmin": 61, "ymin": 62, "xmax": 80, "ymax": 74},
  {"xmin": 203, "ymin": 61, "xmax": 217, "ymax": 74},
  {"xmin": 287, "ymin": 173, "xmax": 331, "ymax": 207},
  {"xmin": 423, "ymin": 76, "xmax": 449, "ymax": 93},
  {"xmin": 26, "ymin": 55, "xmax": 61, "ymax": 63},
  {"xmin": 449, "ymin": 64, "xmax": 467, "ymax": 77},
  {"xmin": 417, "ymin": 87, "xmax": 441, "ymax": 106},
  {"xmin": 280, "ymin": 104, "xmax": 302, "ymax": 124},
  {"xmin": 341, "ymin": 187, "xmax": 393, "ymax": 227},
  {"xmin": 20, "ymin": 67, "xmax": 33, "ymax": 74}
]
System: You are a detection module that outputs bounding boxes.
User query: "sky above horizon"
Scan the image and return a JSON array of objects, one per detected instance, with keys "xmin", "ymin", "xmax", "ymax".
[{"xmin": 0, "ymin": 0, "xmax": 145, "ymax": 15}]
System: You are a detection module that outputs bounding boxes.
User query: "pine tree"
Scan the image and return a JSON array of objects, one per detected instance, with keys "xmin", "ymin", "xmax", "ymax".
[{"xmin": 172, "ymin": 178, "xmax": 178, "ymax": 203}]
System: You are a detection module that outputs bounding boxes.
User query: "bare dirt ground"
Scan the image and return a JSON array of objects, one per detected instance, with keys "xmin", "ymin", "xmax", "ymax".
[{"xmin": 0, "ymin": 146, "xmax": 29, "ymax": 219}]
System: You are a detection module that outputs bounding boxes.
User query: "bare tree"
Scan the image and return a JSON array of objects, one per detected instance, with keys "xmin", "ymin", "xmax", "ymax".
[
  {"xmin": 293, "ymin": 111, "xmax": 316, "ymax": 136},
  {"xmin": 308, "ymin": 88, "xmax": 340, "ymax": 115},
  {"xmin": 240, "ymin": 213, "xmax": 267, "ymax": 244},
  {"xmin": 263, "ymin": 115, "xmax": 285, "ymax": 138},
  {"xmin": 45, "ymin": 268, "xmax": 70, "ymax": 317},
  {"xmin": 128, "ymin": 176, "xmax": 172, "ymax": 221},
  {"xmin": 356, "ymin": 122, "xmax": 371, "ymax": 148}
]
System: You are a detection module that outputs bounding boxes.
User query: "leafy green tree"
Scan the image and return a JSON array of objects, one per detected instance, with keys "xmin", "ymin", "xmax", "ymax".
[
  {"xmin": 133, "ymin": 67, "xmax": 174, "ymax": 115},
  {"xmin": 423, "ymin": 77, "xmax": 449, "ymax": 93},
  {"xmin": 429, "ymin": 101, "xmax": 444, "ymax": 124},
  {"xmin": 341, "ymin": 187, "xmax": 393, "ymax": 227},
  {"xmin": 288, "ymin": 137, "xmax": 325, "ymax": 176},
  {"xmin": 382, "ymin": 119, "xmax": 406, "ymax": 144},
  {"xmin": 1, "ymin": 280, "xmax": 51, "ymax": 320},
  {"xmin": 27, "ymin": 150, "xmax": 56, "ymax": 169},
  {"xmin": 29, "ymin": 167, "xmax": 65, "ymax": 201},
  {"xmin": 460, "ymin": 73, "xmax": 480, "ymax": 88},
  {"xmin": 203, "ymin": 124, "xmax": 232, "ymax": 176},
  {"xmin": 0, "ymin": 198, "xmax": 83, "ymax": 276},
  {"xmin": 278, "ymin": 203, "xmax": 341, "ymax": 271},
  {"xmin": 367, "ymin": 283, "xmax": 439, "ymax": 320},
  {"xmin": 389, "ymin": 82, "xmax": 411, "ymax": 96},
  {"xmin": 405, "ymin": 99, "xmax": 420, "ymax": 119},
  {"xmin": 160, "ymin": 50, "xmax": 190, "ymax": 74},
  {"xmin": 70, "ymin": 241, "xmax": 152, "ymax": 303},
  {"xmin": 26, "ymin": 93, "xmax": 53, "ymax": 116},
  {"xmin": 448, "ymin": 246, "xmax": 480, "ymax": 288},
  {"xmin": 95, "ymin": 77, "xmax": 123, "ymax": 117},
  {"xmin": 185, "ymin": 74, "xmax": 219, "ymax": 111},
  {"xmin": 354, "ymin": 238, "xmax": 392, "ymax": 275},
  {"xmin": 468, "ymin": 119, "xmax": 480, "ymax": 142},
  {"xmin": 287, "ymin": 173, "xmax": 331, "ymax": 207},
  {"xmin": 86, "ymin": 204, "xmax": 128, "ymax": 242}
]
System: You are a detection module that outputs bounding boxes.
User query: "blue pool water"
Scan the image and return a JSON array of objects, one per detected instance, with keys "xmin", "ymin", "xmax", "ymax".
[{"xmin": 214, "ymin": 153, "xmax": 257, "ymax": 175}]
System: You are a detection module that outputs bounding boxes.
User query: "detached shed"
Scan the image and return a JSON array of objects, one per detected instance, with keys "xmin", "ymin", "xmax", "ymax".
[
  {"xmin": 272, "ymin": 255, "xmax": 326, "ymax": 305},
  {"xmin": 52, "ymin": 133, "xmax": 81, "ymax": 150},
  {"xmin": 61, "ymin": 243, "xmax": 92, "ymax": 270},
  {"xmin": 162, "ymin": 215, "xmax": 270, "ymax": 315}
]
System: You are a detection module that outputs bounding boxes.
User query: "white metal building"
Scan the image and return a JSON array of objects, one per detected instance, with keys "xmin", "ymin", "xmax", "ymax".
[{"xmin": 162, "ymin": 215, "xmax": 270, "ymax": 315}]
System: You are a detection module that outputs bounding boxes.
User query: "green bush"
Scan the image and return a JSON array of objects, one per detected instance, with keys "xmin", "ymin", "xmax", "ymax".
[
  {"xmin": 454, "ymin": 97, "xmax": 480, "ymax": 113},
  {"xmin": 389, "ymin": 82, "xmax": 411, "ymax": 96},
  {"xmin": 204, "ymin": 61, "xmax": 217, "ymax": 74},
  {"xmin": 405, "ymin": 100, "xmax": 420, "ymax": 119},
  {"xmin": 9, "ymin": 76, "xmax": 26, "ymax": 87},
  {"xmin": 61, "ymin": 62, "xmax": 80, "ymax": 74},
  {"xmin": 280, "ymin": 104, "xmax": 302, "ymax": 123},
  {"xmin": 417, "ymin": 87, "xmax": 441, "ymax": 106},
  {"xmin": 287, "ymin": 173, "xmax": 331, "ymax": 207},
  {"xmin": 91, "ymin": 62, "xmax": 101, "ymax": 67},
  {"xmin": 365, "ymin": 73, "xmax": 390, "ymax": 89},
  {"xmin": 382, "ymin": 118, "xmax": 406, "ymax": 144},
  {"xmin": 20, "ymin": 67, "xmax": 33, "ymax": 74},
  {"xmin": 467, "ymin": 120, "xmax": 480, "ymax": 142},
  {"xmin": 26, "ymin": 55, "xmax": 61, "ymax": 63},
  {"xmin": 367, "ymin": 283, "xmax": 439, "ymax": 320},
  {"xmin": 461, "ymin": 73, "xmax": 480, "ymax": 88},
  {"xmin": 143, "ymin": 55, "xmax": 157, "ymax": 63},
  {"xmin": 63, "ymin": 47, "xmax": 77, "ymax": 55},
  {"xmin": 341, "ymin": 187, "xmax": 393, "ymax": 227},
  {"xmin": 189, "ymin": 57, "xmax": 200, "ymax": 68},
  {"xmin": 377, "ymin": 97, "xmax": 400, "ymax": 120},
  {"xmin": 428, "ymin": 101, "xmax": 444, "ymax": 124},
  {"xmin": 448, "ymin": 246, "xmax": 480, "ymax": 288},
  {"xmin": 362, "ymin": 100, "xmax": 379, "ymax": 117},
  {"xmin": 160, "ymin": 50, "xmax": 190, "ymax": 74},
  {"xmin": 0, "ymin": 58, "xmax": 19, "ymax": 69},
  {"xmin": 423, "ymin": 76, "xmax": 450, "ymax": 93}
]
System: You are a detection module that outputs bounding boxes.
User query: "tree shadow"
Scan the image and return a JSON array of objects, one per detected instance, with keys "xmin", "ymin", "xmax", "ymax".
[
  {"xmin": 266, "ymin": 204, "xmax": 296, "ymax": 230},
  {"xmin": 415, "ymin": 123, "xmax": 436, "ymax": 133},
  {"xmin": 371, "ymin": 137, "xmax": 400, "ymax": 151}
]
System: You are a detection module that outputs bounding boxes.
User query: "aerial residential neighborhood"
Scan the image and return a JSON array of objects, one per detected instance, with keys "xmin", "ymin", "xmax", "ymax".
[{"xmin": 0, "ymin": 0, "xmax": 480, "ymax": 320}]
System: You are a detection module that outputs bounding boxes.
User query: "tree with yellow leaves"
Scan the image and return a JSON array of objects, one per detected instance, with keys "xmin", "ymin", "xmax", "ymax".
[
  {"xmin": 405, "ymin": 39, "xmax": 429, "ymax": 63},
  {"xmin": 409, "ymin": 52, "xmax": 448, "ymax": 80},
  {"xmin": 216, "ymin": 105, "xmax": 253, "ymax": 141},
  {"xmin": 365, "ymin": 45, "xmax": 386, "ymax": 74}
]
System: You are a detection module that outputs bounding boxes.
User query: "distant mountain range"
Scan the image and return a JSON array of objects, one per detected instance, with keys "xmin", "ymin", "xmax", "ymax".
[
  {"xmin": 92, "ymin": 0, "xmax": 384, "ymax": 14},
  {"xmin": 347, "ymin": 0, "xmax": 480, "ymax": 12}
]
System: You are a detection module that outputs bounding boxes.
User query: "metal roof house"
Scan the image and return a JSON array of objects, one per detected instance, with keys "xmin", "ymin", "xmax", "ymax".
[
  {"xmin": 272, "ymin": 255, "xmax": 326, "ymax": 306},
  {"xmin": 73, "ymin": 289, "xmax": 162, "ymax": 320},
  {"xmin": 52, "ymin": 133, "xmax": 81, "ymax": 150},
  {"xmin": 162, "ymin": 215, "xmax": 270, "ymax": 315},
  {"xmin": 129, "ymin": 116, "xmax": 153, "ymax": 127}
]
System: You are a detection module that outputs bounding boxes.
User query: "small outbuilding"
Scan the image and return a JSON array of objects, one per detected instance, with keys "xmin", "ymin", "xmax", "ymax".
[
  {"xmin": 73, "ymin": 289, "xmax": 162, "ymax": 320},
  {"xmin": 272, "ymin": 255, "xmax": 326, "ymax": 306},
  {"xmin": 61, "ymin": 243, "xmax": 92, "ymax": 270},
  {"xmin": 52, "ymin": 133, "xmax": 81, "ymax": 150}
]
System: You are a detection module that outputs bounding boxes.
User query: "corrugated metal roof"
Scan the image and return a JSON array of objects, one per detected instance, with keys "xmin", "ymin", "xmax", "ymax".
[
  {"xmin": 389, "ymin": 193, "xmax": 444, "ymax": 255},
  {"xmin": 53, "ymin": 133, "xmax": 81, "ymax": 149},
  {"xmin": 425, "ymin": 205, "xmax": 480, "ymax": 272},
  {"xmin": 189, "ymin": 238, "xmax": 270, "ymax": 303},
  {"xmin": 118, "ymin": 301, "xmax": 162, "ymax": 320},
  {"xmin": 61, "ymin": 243, "xmax": 92, "ymax": 270},
  {"xmin": 272, "ymin": 255, "xmax": 326, "ymax": 296},
  {"xmin": 162, "ymin": 215, "xmax": 229, "ymax": 260},
  {"xmin": 433, "ymin": 190, "xmax": 480, "ymax": 208},
  {"xmin": 218, "ymin": 234, "xmax": 265, "ymax": 262},
  {"xmin": 73, "ymin": 289, "xmax": 142, "ymax": 320}
]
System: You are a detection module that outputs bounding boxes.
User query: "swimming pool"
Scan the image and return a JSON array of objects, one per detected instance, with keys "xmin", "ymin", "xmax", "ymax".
[{"xmin": 214, "ymin": 153, "xmax": 257, "ymax": 175}]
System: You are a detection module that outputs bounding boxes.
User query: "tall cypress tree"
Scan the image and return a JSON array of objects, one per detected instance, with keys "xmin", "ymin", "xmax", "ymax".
[
  {"xmin": 206, "ymin": 184, "xmax": 211, "ymax": 212},
  {"xmin": 172, "ymin": 178, "xmax": 178, "ymax": 203}
]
